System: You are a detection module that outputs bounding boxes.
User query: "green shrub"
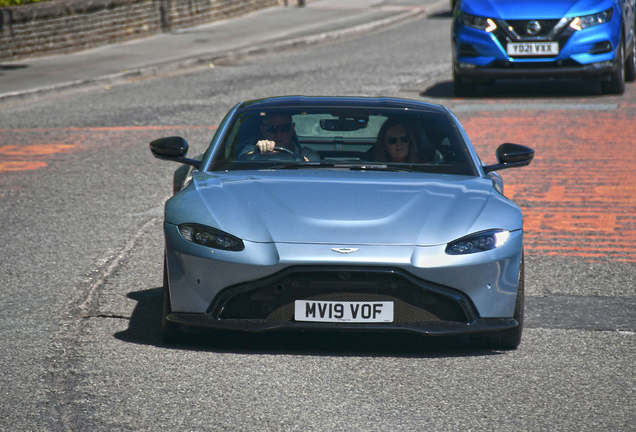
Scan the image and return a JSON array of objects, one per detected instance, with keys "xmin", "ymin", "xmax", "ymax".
[{"xmin": 0, "ymin": 0, "xmax": 46, "ymax": 7}]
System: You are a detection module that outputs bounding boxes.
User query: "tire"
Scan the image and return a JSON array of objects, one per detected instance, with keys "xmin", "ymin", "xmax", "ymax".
[
  {"xmin": 602, "ymin": 38, "xmax": 625, "ymax": 94},
  {"xmin": 162, "ymin": 258, "xmax": 182, "ymax": 343},
  {"xmin": 625, "ymin": 30, "xmax": 635, "ymax": 82},
  {"xmin": 472, "ymin": 253, "xmax": 525, "ymax": 350},
  {"xmin": 453, "ymin": 63, "xmax": 472, "ymax": 97}
]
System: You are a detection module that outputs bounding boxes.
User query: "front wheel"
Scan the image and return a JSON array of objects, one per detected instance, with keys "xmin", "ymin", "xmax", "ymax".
[
  {"xmin": 162, "ymin": 258, "xmax": 182, "ymax": 343},
  {"xmin": 453, "ymin": 65, "xmax": 472, "ymax": 97},
  {"xmin": 471, "ymin": 253, "xmax": 525, "ymax": 350},
  {"xmin": 602, "ymin": 39, "xmax": 625, "ymax": 94},
  {"xmin": 625, "ymin": 31, "xmax": 635, "ymax": 82}
]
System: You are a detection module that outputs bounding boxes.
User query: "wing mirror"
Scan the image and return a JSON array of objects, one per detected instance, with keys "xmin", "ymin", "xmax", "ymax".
[
  {"xmin": 149, "ymin": 137, "xmax": 201, "ymax": 169},
  {"xmin": 483, "ymin": 143, "xmax": 534, "ymax": 173}
]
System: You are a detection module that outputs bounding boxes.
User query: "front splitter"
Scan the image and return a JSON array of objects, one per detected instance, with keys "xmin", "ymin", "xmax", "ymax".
[{"xmin": 167, "ymin": 313, "xmax": 518, "ymax": 336}]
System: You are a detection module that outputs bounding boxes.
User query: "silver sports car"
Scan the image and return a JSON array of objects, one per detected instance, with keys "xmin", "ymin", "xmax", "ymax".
[{"xmin": 150, "ymin": 96, "xmax": 534, "ymax": 349}]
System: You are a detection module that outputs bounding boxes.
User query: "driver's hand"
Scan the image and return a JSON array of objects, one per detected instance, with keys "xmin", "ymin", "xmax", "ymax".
[{"xmin": 256, "ymin": 140, "xmax": 276, "ymax": 153}]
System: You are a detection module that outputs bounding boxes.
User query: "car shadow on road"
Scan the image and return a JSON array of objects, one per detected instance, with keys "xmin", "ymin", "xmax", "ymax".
[
  {"xmin": 423, "ymin": 78, "xmax": 607, "ymax": 99},
  {"xmin": 0, "ymin": 64, "xmax": 29, "ymax": 76},
  {"xmin": 114, "ymin": 288, "xmax": 506, "ymax": 358},
  {"xmin": 428, "ymin": 10, "xmax": 453, "ymax": 19}
]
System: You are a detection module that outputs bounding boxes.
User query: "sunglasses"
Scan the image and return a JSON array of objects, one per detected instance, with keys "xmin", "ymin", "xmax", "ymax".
[
  {"xmin": 263, "ymin": 123, "xmax": 292, "ymax": 134},
  {"xmin": 387, "ymin": 135, "xmax": 410, "ymax": 145}
]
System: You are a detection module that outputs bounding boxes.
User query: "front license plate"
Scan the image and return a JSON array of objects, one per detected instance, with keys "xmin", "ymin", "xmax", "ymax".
[
  {"xmin": 507, "ymin": 42, "xmax": 559, "ymax": 56},
  {"xmin": 294, "ymin": 300, "xmax": 394, "ymax": 323}
]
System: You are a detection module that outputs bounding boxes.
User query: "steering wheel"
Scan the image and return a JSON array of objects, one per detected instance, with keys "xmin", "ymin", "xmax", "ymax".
[
  {"xmin": 240, "ymin": 145, "xmax": 305, "ymax": 162},
  {"xmin": 271, "ymin": 146, "xmax": 296, "ymax": 155}
]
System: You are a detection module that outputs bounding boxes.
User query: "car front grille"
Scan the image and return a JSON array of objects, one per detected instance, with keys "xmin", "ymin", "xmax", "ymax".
[
  {"xmin": 214, "ymin": 267, "xmax": 472, "ymax": 323},
  {"xmin": 490, "ymin": 18, "xmax": 576, "ymax": 59},
  {"xmin": 505, "ymin": 19, "xmax": 563, "ymax": 38}
]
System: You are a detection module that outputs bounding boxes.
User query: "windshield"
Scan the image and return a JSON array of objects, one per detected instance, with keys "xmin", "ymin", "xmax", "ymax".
[{"xmin": 208, "ymin": 107, "xmax": 477, "ymax": 176}]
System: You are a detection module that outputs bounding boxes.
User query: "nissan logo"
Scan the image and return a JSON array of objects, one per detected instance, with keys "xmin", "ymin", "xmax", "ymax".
[{"xmin": 526, "ymin": 20, "xmax": 541, "ymax": 35}]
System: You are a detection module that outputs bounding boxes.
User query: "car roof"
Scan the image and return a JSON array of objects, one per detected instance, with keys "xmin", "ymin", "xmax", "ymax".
[{"xmin": 235, "ymin": 96, "xmax": 452, "ymax": 115}]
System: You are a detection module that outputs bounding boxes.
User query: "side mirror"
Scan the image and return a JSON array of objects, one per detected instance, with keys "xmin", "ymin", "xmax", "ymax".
[
  {"xmin": 149, "ymin": 137, "xmax": 201, "ymax": 169},
  {"xmin": 483, "ymin": 143, "xmax": 534, "ymax": 173}
]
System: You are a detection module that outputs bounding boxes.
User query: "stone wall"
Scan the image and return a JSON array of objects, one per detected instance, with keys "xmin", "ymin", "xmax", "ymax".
[{"xmin": 0, "ymin": 0, "xmax": 279, "ymax": 61}]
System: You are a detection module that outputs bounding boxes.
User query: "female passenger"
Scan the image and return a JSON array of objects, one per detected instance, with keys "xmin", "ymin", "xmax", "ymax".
[{"xmin": 373, "ymin": 118, "xmax": 421, "ymax": 163}]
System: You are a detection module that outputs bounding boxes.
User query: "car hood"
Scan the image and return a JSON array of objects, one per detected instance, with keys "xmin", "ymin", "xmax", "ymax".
[
  {"xmin": 165, "ymin": 170, "xmax": 522, "ymax": 246},
  {"xmin": 462, "ymin": 0, "xmax": 615, "ymax": 19}
]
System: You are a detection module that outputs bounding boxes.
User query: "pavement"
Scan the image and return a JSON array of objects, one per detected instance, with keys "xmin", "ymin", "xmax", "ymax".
[{"xmin": 0, "ymin": 0, "xmax": 448, "ymax": 104}]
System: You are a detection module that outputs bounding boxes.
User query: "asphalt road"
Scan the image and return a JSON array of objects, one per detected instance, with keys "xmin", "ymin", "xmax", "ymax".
[{"xmin": 1, "ymin": 3, "xmax": 635, "ymax": 431}]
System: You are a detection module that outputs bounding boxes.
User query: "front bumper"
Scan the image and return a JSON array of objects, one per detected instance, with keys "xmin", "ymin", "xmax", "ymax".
[
  {"xmin": 166, "ymin": 265, "xmax": 520, "ymax": 337},
  {"xmin": 165, "ymin": 222, "xmax": 524, "ymax": 318},
  {"xmin": 454, "ymin": 61, "xmax": 617, "ymax": 80}
]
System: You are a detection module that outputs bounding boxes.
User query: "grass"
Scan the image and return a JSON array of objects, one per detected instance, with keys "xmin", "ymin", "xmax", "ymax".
[{"xmin": 0, "ymin": 0, "xmax": 48, "ymax": 7}]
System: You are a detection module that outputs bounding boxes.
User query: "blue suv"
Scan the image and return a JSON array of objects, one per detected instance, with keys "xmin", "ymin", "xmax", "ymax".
[{"xmin": 451, "ymin": 0, "xmax": 636, "ymax": 95}]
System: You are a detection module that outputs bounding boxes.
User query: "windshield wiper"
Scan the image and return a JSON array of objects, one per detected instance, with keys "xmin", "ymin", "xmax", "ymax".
[
  {"xmin": 269, "ymin": 162, "xmax": 413, "ymax": 172},
  {"xmin": 268, "ymin": 162, "xmax": 332, "ymax": 169},
  {"xmin": 343, "ymin": 164, "xmax": 413, "ymax": 172}
]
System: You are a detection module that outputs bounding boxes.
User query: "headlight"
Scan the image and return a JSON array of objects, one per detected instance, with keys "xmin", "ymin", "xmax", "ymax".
[
  {"xmin": 570, "ymin": 8, "xmax": 612, "ymax": 30},
  {"xmin": 178, "ymin": 224, "xmax": 245, "ymax": 251},
  {"xmin": 461, "ymin": 13, "xmax": 497, "ymax": 32},
  {"xmin": 445, "ymin": 230, "xmax": 510, "ymax": 255}
]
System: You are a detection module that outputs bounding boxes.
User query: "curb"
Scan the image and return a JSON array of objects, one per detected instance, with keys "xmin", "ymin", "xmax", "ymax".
[{"xmin": 0, "ymin": 6, "xmax": 432, "ymax": 104}]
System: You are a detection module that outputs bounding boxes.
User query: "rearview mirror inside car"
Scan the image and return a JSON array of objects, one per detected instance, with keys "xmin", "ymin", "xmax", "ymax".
[{"xmin": 320, "ymin": 116, "xmax": 368, "ymax": 131}]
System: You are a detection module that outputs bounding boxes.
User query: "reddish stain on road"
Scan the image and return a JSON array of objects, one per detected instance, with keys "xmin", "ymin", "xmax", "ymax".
[
  {"xmin": 0, "ymin": 126, "xmax": 216, "ymax": 173},
  {"xmin": 0, "ymin": 143, "xmax": 78, "ymax": 171},
  {"xmin": 459, "ymin": 109, "xmax": 636, "ymax": 262}
]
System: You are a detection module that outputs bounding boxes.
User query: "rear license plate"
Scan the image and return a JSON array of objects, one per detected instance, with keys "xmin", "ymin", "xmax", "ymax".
[
  {"xmin": 294, "ymin": 300, "xmax": 394, "ymax": 323},
  {"xmin": 507, "ymin": 42, "xmax": 559, "ymax": 56}
]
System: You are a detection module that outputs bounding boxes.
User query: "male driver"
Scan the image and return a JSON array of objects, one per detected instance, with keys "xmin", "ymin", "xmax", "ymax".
[{"xmin": 254, "ymin": 114, "xmax": 320, "ymax": 162}]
